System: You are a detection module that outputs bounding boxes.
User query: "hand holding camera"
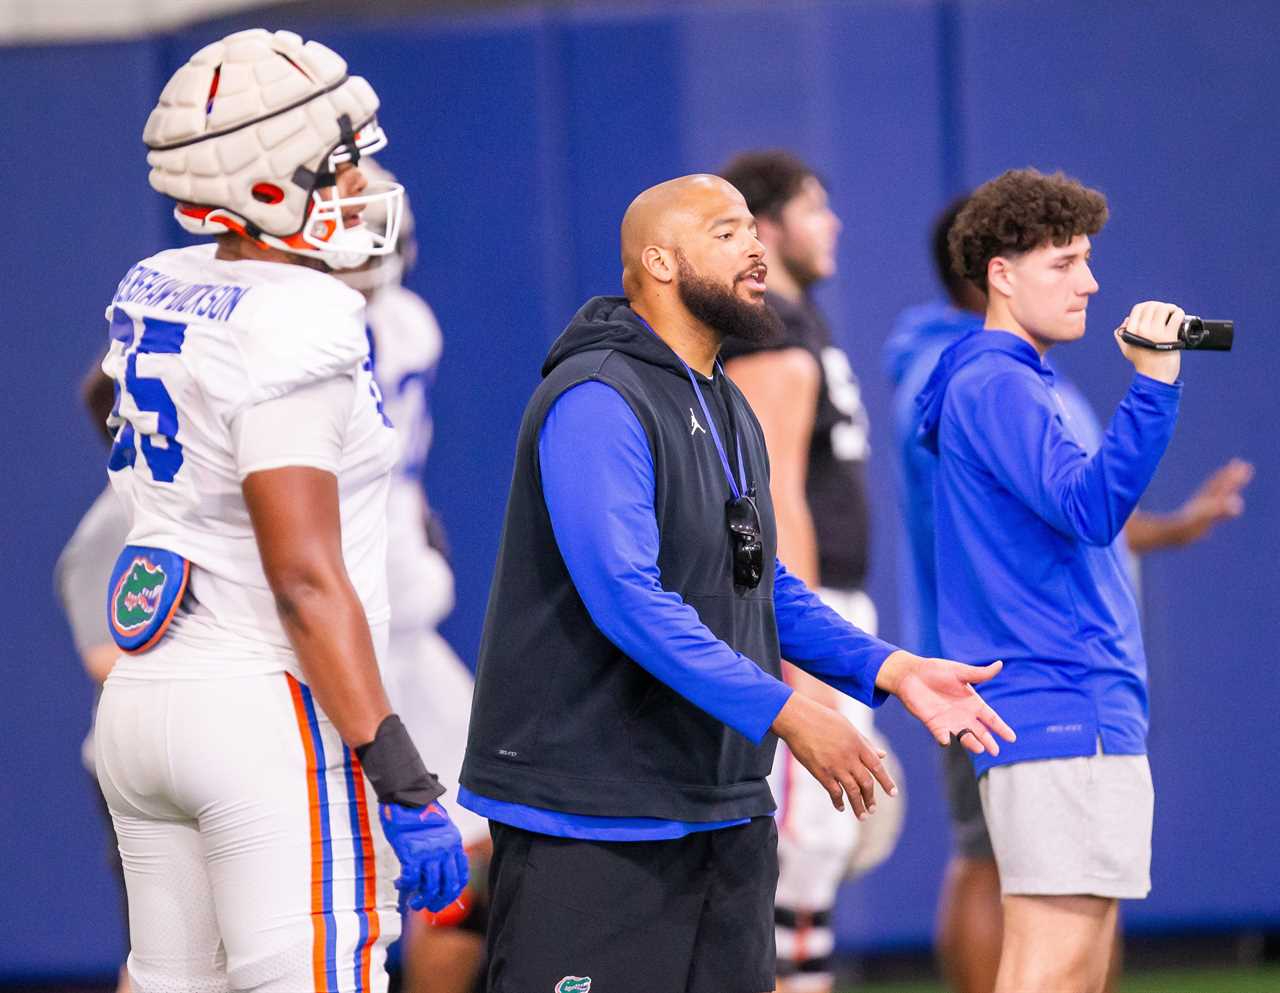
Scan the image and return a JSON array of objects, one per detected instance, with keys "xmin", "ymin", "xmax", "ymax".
[
  {"xmin": 1116, "ymin": 301, "xmax": 1234, "ymax": 383},
  {"xmin": 1114, "ymin": 301, "xmax": 1186, "ymax": 383}
]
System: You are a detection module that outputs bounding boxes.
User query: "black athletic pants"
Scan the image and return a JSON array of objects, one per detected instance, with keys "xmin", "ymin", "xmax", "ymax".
[{"xmin": 484, "ymin": 816, "xmax": 778, "ymax": 993}]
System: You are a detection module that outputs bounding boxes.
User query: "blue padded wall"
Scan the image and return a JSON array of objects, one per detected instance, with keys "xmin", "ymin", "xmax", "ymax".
[{"xmin": 0, "ymin": 40, "xmax": 169, "ymax": 976}]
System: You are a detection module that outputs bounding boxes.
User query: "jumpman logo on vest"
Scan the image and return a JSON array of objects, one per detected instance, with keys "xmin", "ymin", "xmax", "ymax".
[{"xmin": 689, "ymin": 408, "xmax": 706, "ymax": 437}]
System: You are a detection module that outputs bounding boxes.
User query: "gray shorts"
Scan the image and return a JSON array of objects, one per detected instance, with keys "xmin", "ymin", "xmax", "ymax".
[{"xmin": 979, "ymin": 748, "xmax": 1153, "ymax": 899}]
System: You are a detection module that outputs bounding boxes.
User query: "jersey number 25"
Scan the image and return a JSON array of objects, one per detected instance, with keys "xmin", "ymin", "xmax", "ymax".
[{"xmin": 107, "ymin": 310, "xmax": 185, "ymax": 483}]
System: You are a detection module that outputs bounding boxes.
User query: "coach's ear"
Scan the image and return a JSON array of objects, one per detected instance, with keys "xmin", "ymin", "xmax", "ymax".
[
  {"xmin": 987, "ymin": 255, "xmax": 1015, "ymax": 300},
  {"xmin": 642, "ymin": 245, "xmax": 675, "ymax": 285}
]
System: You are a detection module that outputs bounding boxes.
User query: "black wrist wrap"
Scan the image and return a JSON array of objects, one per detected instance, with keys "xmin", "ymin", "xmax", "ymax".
[{"xmin": 355, "ymin": 714, "xmax": 446, "ymax": 808}]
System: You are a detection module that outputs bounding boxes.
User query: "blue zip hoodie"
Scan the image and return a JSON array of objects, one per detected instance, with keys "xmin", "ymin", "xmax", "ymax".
[{"xmin": 915, "ymin": 329, "xmax": 1181, "ymax": 774}]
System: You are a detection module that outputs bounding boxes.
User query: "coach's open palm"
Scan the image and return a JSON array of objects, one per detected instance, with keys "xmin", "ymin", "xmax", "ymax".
[{"xmin": 879, "ymin": 653, "xmax": 1015, "ymax": 756}]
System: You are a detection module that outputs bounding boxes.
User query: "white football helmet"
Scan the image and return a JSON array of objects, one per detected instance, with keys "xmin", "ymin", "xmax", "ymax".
[
  {"xmin": 335, "ymin": 158, "xmax": 417, "ymax": 293},
  {"xmin": 144, "ymin": 28, "xmax": 404, "ymax": 270}
]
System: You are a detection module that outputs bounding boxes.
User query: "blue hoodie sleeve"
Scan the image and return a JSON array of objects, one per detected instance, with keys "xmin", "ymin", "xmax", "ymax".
[
  {"xmin": 539, "ymin": 380, "xmax": 794, "ymax": 744},
  {"xmin": 772, "ymin": 560, "xmax": 895, "ymax": 706},
  {"xmin": 954, "ymin": 368, "xmax": 1181, "ymax": 546}
]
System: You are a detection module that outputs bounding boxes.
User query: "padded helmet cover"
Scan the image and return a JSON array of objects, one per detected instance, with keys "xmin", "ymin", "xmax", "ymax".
[{"xmin": 144, "ymin": 29, "xmax": 381, "ymax": 238}]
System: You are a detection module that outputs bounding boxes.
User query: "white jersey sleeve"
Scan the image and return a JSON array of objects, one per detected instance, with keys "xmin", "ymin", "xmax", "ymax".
[
  {"xmin": 102, "ymin": 244, "xmax": 399, "ymax": 675},
  {"xmin": 231, "ymin": 374, "xmax": 355, "ymax": 479}
]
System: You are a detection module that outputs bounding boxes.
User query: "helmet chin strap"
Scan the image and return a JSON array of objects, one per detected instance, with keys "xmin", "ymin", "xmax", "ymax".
[
  {"xmin": 318, "ymin": 223, "xmax": 378, "ymax": 271},
  {"xmin": 335, "ymin": 114, "xmax": 361, "ymax": 166},
  {"xmin": 336, "ymin": 252, "xmax": 405, "ymax": 293}
]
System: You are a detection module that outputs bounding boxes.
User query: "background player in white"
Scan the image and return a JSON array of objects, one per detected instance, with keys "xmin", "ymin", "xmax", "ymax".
[
  {"xmin": 338, "ymin": 160, "xmax": 490, "ymax": 993},
  {"xmin": 54, "ymin": 365, "xmax": 132, "ymax": 993},
  {"xmin": 92, "ymin": 29, "xmax": 467, "ymax": 993}
]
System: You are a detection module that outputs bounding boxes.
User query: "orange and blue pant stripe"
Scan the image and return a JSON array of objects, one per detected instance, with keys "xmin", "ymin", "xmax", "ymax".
[
  {"xmin": 288, "ymin": 674, "xmax": 380, "ymax": 993},
  {"xmin": 343, "ymin": 743, "xmax": 380, "ymax": 993}
]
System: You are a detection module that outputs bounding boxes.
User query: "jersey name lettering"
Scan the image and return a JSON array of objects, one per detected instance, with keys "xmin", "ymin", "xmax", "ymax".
[{"xmin": 113, "ymin": 263, "xmax": 250, "ymax": 323}]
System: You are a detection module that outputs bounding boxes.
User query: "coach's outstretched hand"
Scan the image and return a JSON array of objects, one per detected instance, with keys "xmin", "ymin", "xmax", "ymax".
[
  {"xmin": 876, "ymin": 652, "xmax": 1015, "ymax": 756},
  {"xmin": 773, "ymin": 653, "xmax": 1015, "ymax": 818},
  {"xmin": 379, "ymin": 801, "xmax": 469, "ymax": 913},
  {"xmin": 772, "ymin": 693, "xmax": 898, "ymax": 820}
]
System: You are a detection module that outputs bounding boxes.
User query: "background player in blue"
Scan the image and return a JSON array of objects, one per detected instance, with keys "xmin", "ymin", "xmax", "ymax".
[
  {"xmin": 719, "ymin": 150, "xmax": 899, "ymax": 993},
  {"xmin": 885, "ymin": 197, "xmax": 1254, "ymax": 993},
  {"xmin": 93, "ymin": 30, "xmax": 466, "ymax": 992},
  {"xmin": 339, "ymin": 159, "xmax": 491, "ymax": 993},
  {"xmin": 460, "ymin": 174, "xmax": 1014, "ymax": 993}
]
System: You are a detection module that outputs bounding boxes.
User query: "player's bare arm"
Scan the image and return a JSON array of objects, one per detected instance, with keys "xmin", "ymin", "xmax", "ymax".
[
  {"xmin": 726, "ymin": 346, "xmax": 842, "ymax": 711},
  {"xmin": 1124, "ymin": 457, "xmax": 1253, "ymax": 553},
  {"xmin": 243, "ymin": 465, "xmax": 392, "ymax": 746},
  {"xmin": 725, "ymin": 347, "xmax": 822, "ymax": 585},
  {"xmin": 81, "ymin": 642, "xmax": 121, "ymax": 685},
  {"xmin": 246, "ymin": 464, "xmax": 467, "ymax": 913}
]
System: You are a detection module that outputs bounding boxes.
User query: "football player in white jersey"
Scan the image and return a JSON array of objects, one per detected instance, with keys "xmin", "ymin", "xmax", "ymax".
[
  {"xmin": 338, "ymin": 161, "xmax": 491, "ymax": 993},
  {"xmin": 92, "ymin": 29, "xmax": 468, "ymax": 993}
]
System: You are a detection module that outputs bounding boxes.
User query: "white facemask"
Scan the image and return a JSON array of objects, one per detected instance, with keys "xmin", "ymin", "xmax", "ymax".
[{"xmin": 302, "ymin": 177, "xmax": 405, "ymax": 270}]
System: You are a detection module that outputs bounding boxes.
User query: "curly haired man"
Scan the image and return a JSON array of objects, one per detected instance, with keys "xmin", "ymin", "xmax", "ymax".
[{"xmin": 915, "ymin": 168, "xmax": 1188, "ymax": 993}]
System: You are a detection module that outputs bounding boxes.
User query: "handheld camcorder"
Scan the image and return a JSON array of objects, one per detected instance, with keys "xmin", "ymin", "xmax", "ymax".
[{"xmin": 1119, "ymin": 316, "xmax": 1234, "ymax": 352}]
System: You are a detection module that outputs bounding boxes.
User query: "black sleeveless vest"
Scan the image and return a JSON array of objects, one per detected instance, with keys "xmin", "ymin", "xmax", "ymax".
[{"xmin": 461, "ymin": 297, "xmax": 783, "ymax": 822}]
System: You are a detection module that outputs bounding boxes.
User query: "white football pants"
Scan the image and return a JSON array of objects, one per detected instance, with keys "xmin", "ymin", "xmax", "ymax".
[
  {"xmin": 95, "ymin": 669, "xmax": 401, "ymax": 993},
  {"xmin": 770, "ymin": 588, "xmax": 878, "ymax": 982}
]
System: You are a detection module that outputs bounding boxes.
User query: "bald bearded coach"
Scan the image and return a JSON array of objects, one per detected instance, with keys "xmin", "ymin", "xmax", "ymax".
[{"xmin": 459, "ymin": 175, "xmax": 1014, "ymax": 993}]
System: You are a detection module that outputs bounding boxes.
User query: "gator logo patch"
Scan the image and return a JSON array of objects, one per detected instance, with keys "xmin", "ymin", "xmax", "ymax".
[
  {"xmin": 111, "ymin": 556, "xmax": 167, "ymax": 635},
  {"xmin": 554, "ymin": 978, "xmax": 591, "ymax": 993}
]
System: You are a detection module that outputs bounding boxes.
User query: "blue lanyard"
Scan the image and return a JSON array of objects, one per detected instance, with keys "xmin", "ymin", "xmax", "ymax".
[{"xmin": 635, "ymin": 316, "xmax": 748, "ymax": 500}]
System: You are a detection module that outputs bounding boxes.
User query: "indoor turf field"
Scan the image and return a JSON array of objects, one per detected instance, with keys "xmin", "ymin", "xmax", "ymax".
[{"xmin": 846, "ymin": 965, "xmax": 1280, "ymax": 993}]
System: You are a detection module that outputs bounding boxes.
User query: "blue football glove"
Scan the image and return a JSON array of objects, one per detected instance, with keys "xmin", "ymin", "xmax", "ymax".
[{"xmin": 378, "ymin": 800, "xmax": 469, "ymax": 913}]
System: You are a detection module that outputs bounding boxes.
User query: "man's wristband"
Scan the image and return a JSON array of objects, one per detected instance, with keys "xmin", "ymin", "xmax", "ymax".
[{"xmin": 355, "ymin": 714, "xmax": 446, "ymax": 808}]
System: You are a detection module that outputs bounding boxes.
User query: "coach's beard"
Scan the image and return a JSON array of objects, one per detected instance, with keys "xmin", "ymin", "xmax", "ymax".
[{"xmin": 676, "ymin": 250, "xmax": 783, "ymax": 346}]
